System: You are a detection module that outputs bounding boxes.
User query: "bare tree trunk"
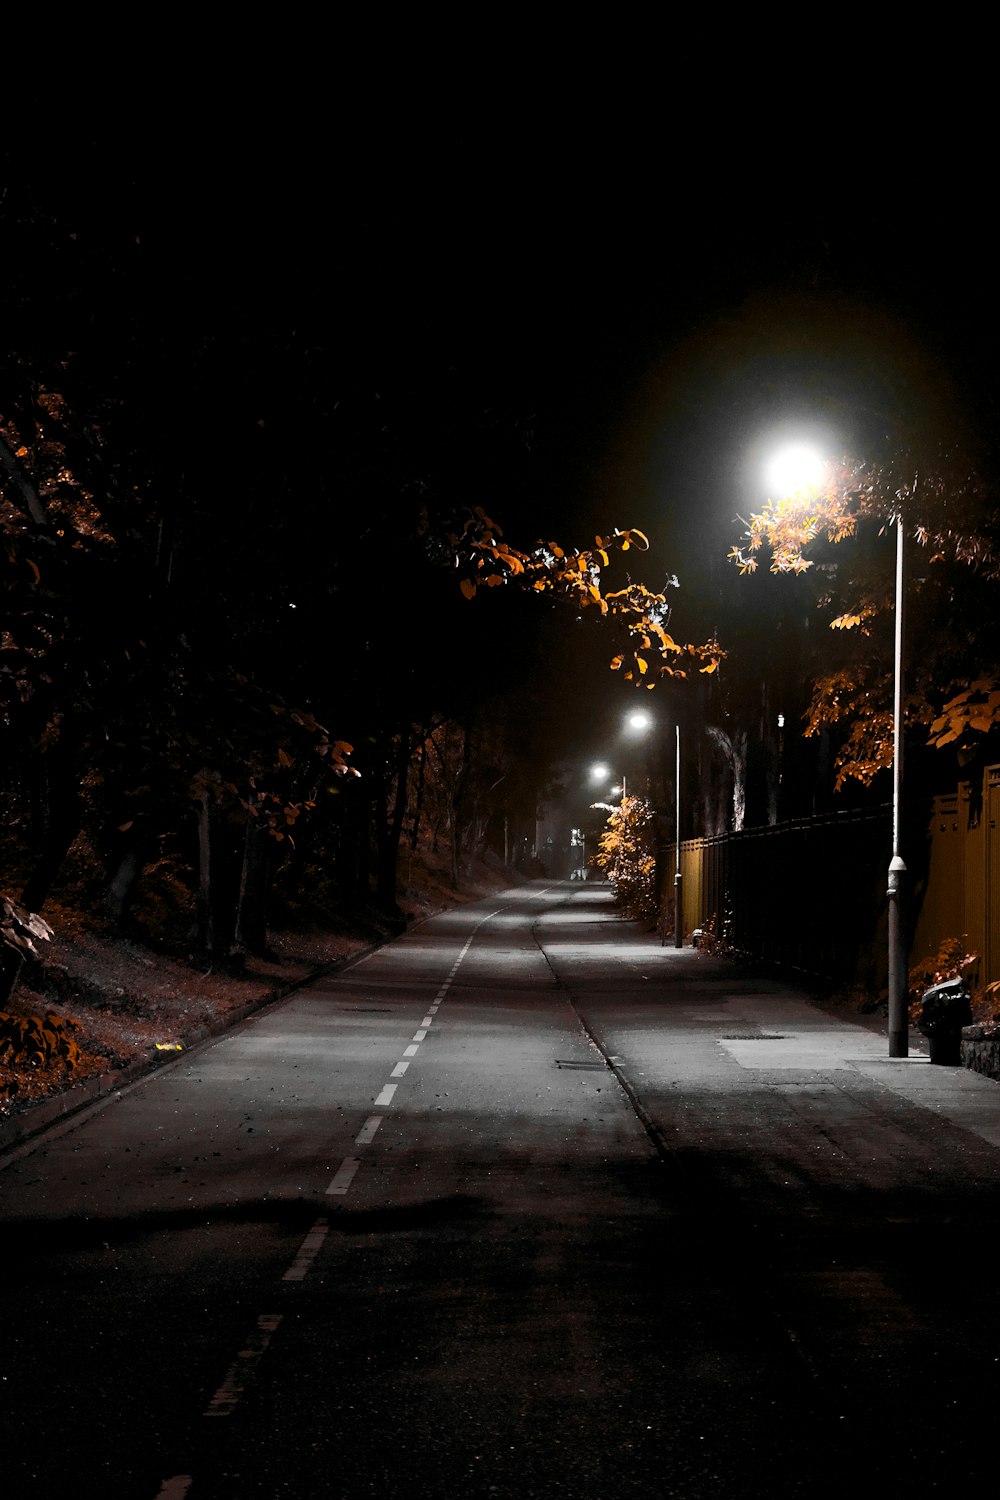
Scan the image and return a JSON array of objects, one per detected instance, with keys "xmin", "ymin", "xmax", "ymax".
[
  {"xmin": 0, "ymin": 430, "xmax": 48, "ymax": 528},
  {"xmin": 0, "ymin": 951, "xmax": 24, "ymax": 1012},
  {"xmin": 449, "ymin": 728, "xmax": 468, "ymax": 890},
  {"xmin": 191, "ymin": 776, "xmax": 242, "ymax": 955},
  {"xmin": 732, "ymin": 730, "xmax": 747, "ymax": 831},
  {"xmin": 376, "ymin": 733, "xmax": 411, "ymax": 914},
  {"xmin": 409, "ymin": 732, "xmax": 428, "ymax": 853},
  {"xmin": 194, "ymin": 780, "xmax": 215, "ymax": 953},
  {"xmin": 234, "ymin": 817, "xmax": 271, "ymax": 957},
  {"xmin": 104, "ymin": 843, "xmax": 146, "ymax": 926},
  {"xmin": 20, "ymin": 754, "xmax": 83, "ymax": 913}
]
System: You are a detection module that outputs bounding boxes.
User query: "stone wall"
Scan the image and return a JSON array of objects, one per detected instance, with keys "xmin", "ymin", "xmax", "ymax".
[{"xmin": 961, "ymin": 1024, "xmax": 1000, "ymax": 1082}]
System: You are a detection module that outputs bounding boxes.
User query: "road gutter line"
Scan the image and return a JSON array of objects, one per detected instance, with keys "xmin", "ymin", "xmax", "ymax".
[{"xmin": 531, "ymin": 909, "xmax": 834, "ymax": 1394}]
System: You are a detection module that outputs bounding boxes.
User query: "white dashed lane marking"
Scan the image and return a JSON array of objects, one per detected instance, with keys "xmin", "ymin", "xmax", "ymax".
[
  {"xmin": 283, "ymin": 1218, "xmax": 329, "ymax": 1282},
  {"xmin": 203, "ymin": 1314, "xmax": 283, "ymax": 1417},
  {"xmin": 326, "ymin": 1157, "xmax": 361, "ymax": 1195},
  {"xmin": 157, "ymin": 904, "xmax": 534, "ymax": 1494},
  {"xmin": 355, "ymin": 1114, "xmax": 384, "ymax": 1145}
]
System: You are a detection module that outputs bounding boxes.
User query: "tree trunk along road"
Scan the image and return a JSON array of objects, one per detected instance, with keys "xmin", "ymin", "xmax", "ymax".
[{"xmin": 3, "ymin": 881, "xmax": 1000, "ymax": 1497}]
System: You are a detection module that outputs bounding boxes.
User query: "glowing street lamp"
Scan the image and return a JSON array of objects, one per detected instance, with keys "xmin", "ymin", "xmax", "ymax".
[
  {"xmin": 590, "ymin": 763, "xmax": 620, "ymax": 794},
  {"xmin": 622, "ymin": 708, "xmax": 683, "ymax": 947},
  {"xmin": 588, "ymin": 763, "xmax": 618, "ymax": 809},
  {"xmin": 765, "ymin": 441, "xmax": 908, "ymax": 1058},
  {"xmin": 764, "ymin": 442, "xmax": 827, "ymax": 500}
]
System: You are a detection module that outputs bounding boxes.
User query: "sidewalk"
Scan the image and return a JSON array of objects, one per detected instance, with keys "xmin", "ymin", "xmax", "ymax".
[{"xmin": 546, "ymin": 909, "xmax": 1000, "ymax": 1158}]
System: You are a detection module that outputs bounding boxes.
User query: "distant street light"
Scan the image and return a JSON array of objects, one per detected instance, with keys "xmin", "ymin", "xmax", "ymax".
[
  {"xmin": 622, "ymin": 709, "xmax": 683, "ymax": 947},
  {"xmin": 591, "ymin": 762, "xmax": 627, "ymax": 800},
  {"xmin": 765, "ymin": 441, "xmax": 908, "ymax": 1058}
]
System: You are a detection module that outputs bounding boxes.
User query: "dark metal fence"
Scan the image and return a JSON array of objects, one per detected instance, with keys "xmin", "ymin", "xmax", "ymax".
[
  {"xmin": 660, "ymin": 805, "xmax": 892, "ymax": 987},
  {"xmin": 660, "ymin": 763, "xmax": 1000, "ymax": 990}
]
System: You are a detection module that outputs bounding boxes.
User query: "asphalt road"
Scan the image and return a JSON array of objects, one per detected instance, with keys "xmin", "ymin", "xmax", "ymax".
[{"xmin": 2, "ymin": 881, "xmax": 1000, "ymax": 1498}]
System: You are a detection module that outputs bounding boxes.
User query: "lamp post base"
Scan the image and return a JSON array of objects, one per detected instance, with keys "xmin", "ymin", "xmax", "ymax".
[{"xmin": 888, "ymin": 854, "xmax": 908, "ymax": 1059}]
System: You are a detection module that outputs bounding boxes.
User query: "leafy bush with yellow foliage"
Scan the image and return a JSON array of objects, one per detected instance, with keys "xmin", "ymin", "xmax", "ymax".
[{"xmin": 593, "ymin": 794, "xmax": 658, "ymax": 923}]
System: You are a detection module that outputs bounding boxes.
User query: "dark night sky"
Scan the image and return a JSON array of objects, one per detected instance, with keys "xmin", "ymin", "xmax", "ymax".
[
  {"xmin": 14, "ymin": 98, "xmax": 993, "ymax": 523},
  {"xmin": 5, "ymin": 67, "xmax": 996, "ymax": 778}
]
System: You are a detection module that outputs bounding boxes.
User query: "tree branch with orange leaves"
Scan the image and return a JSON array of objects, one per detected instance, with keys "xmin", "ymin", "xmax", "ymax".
[{"xmin": 437, "ymin": 505, "xmax": 723, "ymax": 687}]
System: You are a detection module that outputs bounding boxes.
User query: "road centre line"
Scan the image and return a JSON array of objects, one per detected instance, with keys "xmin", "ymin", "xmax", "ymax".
[
  {"xmin": 370, "ymin": 924, "xmax": 489, "ymax": 1097},
  {"xmin": 162, "ymin": 916, "xmax": 512, "ymax": 1491},
  {"xmin": 326, "ymin": 1157, "xmax": 361, "ymax": 1195},
  {"xmin": 203, "ymin": 1313, "xmax": 283, "ymax": 1417},
  {"xmin": 316, "ymin": 916, "xmax": 499, "ymax": 1214},
  {"xmin": 155, "ymin": 1477, "xmax": 192, "ymax": 1498},
  {"xmin": 330, "ymin": 918, "xmax": 496, "ymax": 1185},
  {"xmin": 283, "ymin": 1217, "xmax": 329, "ymax": 1281},
  {"xmin": 355, "ymin": 1114, "xmax": 383, "ymax": 1145}
]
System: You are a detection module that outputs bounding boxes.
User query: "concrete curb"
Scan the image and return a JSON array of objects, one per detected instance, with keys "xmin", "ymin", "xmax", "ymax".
[{"xmin": 0, "ymin": 941, "xmax": 380, "ymax": 1160}]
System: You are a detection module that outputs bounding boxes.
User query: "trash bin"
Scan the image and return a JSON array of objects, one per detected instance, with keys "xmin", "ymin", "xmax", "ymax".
[{"xmin": 918, "ymin": 976, "xmax": 972, "ymax": 1065}]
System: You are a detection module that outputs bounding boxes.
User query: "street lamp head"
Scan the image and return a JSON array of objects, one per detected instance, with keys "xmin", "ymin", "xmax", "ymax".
[
  {"xmin": 764, "ymin": 442, "xmax": 827, "ymax": 503},
  {"xmin": 590, "ymin": 762, "xmax": 611, "ymax": 783},
  {"xmin": 626, "ymin": 709, "xmax": 653, "ymax": 734}
]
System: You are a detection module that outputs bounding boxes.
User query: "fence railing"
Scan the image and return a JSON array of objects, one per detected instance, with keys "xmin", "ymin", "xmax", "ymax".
[
  {"xmin": 662, "ymin": 763, "xmax": 1000, "ymax": 991},
  {"xmin": 660, "ymin": 805, "xmax": 892, "ymax": 987}
]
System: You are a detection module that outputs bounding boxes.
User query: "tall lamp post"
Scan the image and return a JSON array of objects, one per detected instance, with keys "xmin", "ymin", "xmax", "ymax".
[
  {"xmin": 887, "ymin": 508, "xmax": 908, "ymax": 1057},
  {"xmin": 673, "ymin": 723, "xmax": 683, "ymax": 948},
  {"xmin": 765, "ymin": 443, "xmax": 909, "ymax": 1059}
]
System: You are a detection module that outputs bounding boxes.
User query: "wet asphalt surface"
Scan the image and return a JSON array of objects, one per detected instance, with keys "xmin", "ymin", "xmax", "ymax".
[{"xmin": 2, "ymin": 880, "xmax": 1000, "ymax": 1498}]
